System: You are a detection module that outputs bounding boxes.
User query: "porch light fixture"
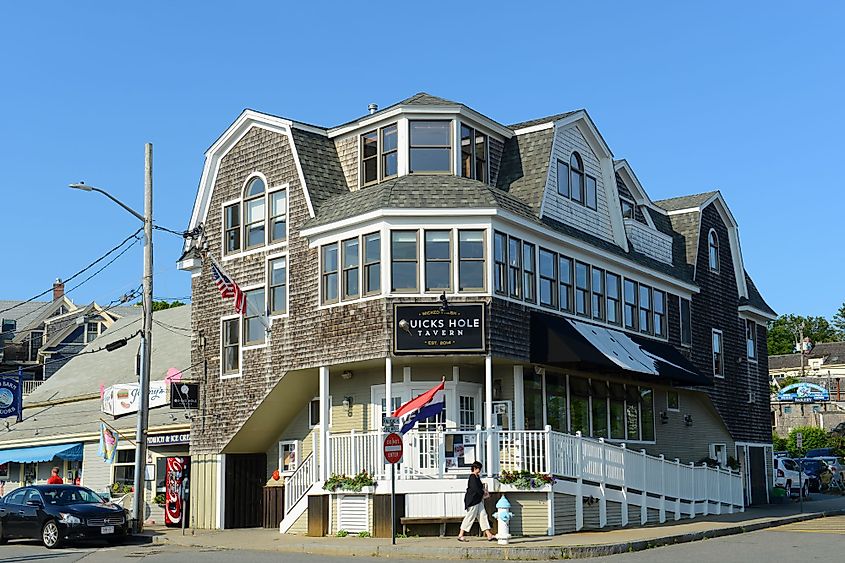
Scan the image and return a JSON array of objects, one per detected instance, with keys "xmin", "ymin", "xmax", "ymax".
[
  {"xmin": 342, "ymin": 396, "xmax": 354, "ymax": 417},
  {"xmin": 684, "ymin": 414, "xmax": 693, "ymax": 427},
  {"xmin": 341, "ymin": 371, "xmax": 353, "ymax": 380},
  {"xmin": 660, "ymin": 411, "xmax": 669, "ymax": 424}
]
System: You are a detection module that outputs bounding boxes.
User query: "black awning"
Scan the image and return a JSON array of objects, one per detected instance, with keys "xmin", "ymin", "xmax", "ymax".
[{"xmin": 529, "ymin": 312, "xmax": 711, "ymax": 387}]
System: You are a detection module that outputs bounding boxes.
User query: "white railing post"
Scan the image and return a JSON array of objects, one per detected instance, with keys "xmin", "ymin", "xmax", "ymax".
[
  {"xmin": 702, "ymin": 464, "xmax": 709, "ymax": 515},
  {"xmin": 350, "ymin": 429, "xmax": 358, "ymax": 476},
  {"xmin": 599, "ymin": 438, "xmax": 607, "ymax": 528},
  {"xmin": 575, "ymin": 431, "xmax": 584, "ymax": 531},
  {"xmin": 689, "ymin": 462, "xmax": 696, "ymax": 518},
  {"xmin": 475, "ymin": 425, "xmax": 484, "ymax": 473},
  {"xmin": 620, "ymin": 443, "xmax": 628, "ymax": 527},
  {"xmin": 544, "ymin": 425, "xmax": 552, "ymax": 475},
  {"xmin": 674, "ymin": 458, "xmax": 681, "ymax": 520},
  {"xmin": 658, "ymin": 454, "xmax": 666, "ymax": 523},
  {"xmin": 727, "ymin": 469, "xmax": 735, "ymax": 514},
  {"xmin": 715, "ymin": 467, "xmax": 722, "ymax": 515},
  {"xmin": 438, "ymin": 430, "xmax": 446, "ymax": 478},
  {"xmin": 640, "ymin": 450, "xmax": 648, "ymax": 525}
]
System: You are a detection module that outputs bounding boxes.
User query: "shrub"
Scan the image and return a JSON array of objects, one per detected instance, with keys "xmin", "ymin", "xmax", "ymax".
[
  {"xmin": 357, "ymin": 531, "xmax": 371, "ymax": 538},
  {"xmin": 153, "ymin": 493, "xmax": 165, "ymax": 505},
  {"xmin": 323, "ymin": 471, "xmax": 376, "ymax": 492},
  {"xmin": 336, "ymin": 530, "xmax": 348, "ymax": 537},
  {"xmin": 498, "ymin": 470, "xmax": 555, "ymax": 489},
  {"xmin": 787, "ymin": 426, "xmax": 830, "ymax": 457},
  {"xmin": 773, "ymin": 433, "xmax": 788, "ymax": 452}
]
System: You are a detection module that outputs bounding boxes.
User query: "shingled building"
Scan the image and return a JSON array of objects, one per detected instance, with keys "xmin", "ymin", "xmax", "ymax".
[{"xmin": 178, "ymin": 93, "xmax": 775, "ymax": 535}]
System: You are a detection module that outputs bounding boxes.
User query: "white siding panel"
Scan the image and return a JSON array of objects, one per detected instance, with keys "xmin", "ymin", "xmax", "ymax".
[
  {"xmin": 543, "ymin": 124, "xmax": 614, "ymax": 242},
  {"xmin": 82, "ymin": 441, "xmax": 111, "ymax": 494}
]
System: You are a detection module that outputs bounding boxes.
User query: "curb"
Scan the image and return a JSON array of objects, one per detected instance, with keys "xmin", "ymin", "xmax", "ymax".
[{"xmin": 149, "ymin": 508, "xmax": 845, "ymax": 560}]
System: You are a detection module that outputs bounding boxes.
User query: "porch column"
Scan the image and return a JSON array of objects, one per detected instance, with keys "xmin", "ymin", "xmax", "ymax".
[
  {"xmin": 485, "ymin": 355, "xmax": 494, "ymax": 477},
  {"xmin": 513, "ymin": 365, "xmax": 525, "ymax": 430},
  {"xmin": 319, "ymin": 366, "xmax": 329, "ymax": 482}
]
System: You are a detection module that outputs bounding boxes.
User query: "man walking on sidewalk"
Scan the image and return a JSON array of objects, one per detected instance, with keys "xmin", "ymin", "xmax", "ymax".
[{"xmin": 457, "ymin": 461, "xmax": 495, "ymax": 542}]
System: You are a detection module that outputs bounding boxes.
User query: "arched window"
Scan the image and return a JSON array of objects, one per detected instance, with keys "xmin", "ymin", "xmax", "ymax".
[
  {"xmin": 243, "ymin": 176, "xmax": 266, "ymax": 249},
  {"xmin": 708, "ymin": 230, "xmax": 719, "ymax": 272},
  {"xmin": 570, "ymin": 152, "xmax": 584, "ymax": 204}
]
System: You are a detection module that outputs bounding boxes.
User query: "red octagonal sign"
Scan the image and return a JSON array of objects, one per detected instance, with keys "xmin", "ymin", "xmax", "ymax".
[{"xmin": 384, "ymin": 432, "xmax": 403, "ymax": 464}]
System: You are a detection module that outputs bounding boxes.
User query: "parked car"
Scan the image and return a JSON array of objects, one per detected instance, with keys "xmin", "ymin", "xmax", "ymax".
[
  {"xmin": 0, "ymin": 485, "xmax": 128, "ymax": 548},
  {"xmin": 805, "ymin": 448, "xmax": 835, "ymax": 458},
  {"xmin": 814, "ymin": 456, "xmax": 845, "ymax": 482},
  {"xmin": 773, "ymin": 457, "xmax": 810, "ymax": 497},
  {"xmin": 797, "ymin": 458, "xmax": 833, "ymax": 492}
]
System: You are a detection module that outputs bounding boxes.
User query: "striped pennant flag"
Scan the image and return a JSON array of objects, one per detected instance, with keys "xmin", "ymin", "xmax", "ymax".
[{"xmin": 392, "ymin": 379, "xmax": 446, "ymax": 435}]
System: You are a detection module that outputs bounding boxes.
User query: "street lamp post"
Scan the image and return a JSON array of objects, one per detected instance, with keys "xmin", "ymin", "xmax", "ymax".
[{"xmin": 69, "ymin": 143, "xmax": 153, "ymax": 533}]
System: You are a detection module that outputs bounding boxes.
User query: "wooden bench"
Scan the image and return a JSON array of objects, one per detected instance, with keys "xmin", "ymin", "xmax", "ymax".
[{"xmin": 400, "ymin": 516, "xmax": 463, "ymax": 537}]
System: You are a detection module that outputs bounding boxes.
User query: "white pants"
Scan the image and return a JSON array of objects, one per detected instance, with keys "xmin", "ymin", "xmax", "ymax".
[{"xmin": 460, "ymin": 502, "xmax": 490, "ymax": 532}]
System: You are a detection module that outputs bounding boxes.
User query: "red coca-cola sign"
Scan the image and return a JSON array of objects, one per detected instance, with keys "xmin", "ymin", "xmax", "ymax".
[{"xmin": 164, "ymin": 457, "xmax": 189, "ymax": 527}]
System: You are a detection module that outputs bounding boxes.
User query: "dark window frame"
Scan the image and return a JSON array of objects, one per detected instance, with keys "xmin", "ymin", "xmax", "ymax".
[
  {"xmin": 708, "ymin": 230, "xmax": 720, "ymax": 273},
  {"xmin": 522, "ymin": 242, "xmax": 536, "ymax": 303},
  {"xmin": 460, "ymin": 124, "xmax": 488, "ymax": 183},
  {"xmin": 680, "ymin": 297, "xmax": 692, "ymax": 346},
  {"xmin": 341, "ymin": 237, "xmax": 360, "ymax": 300},
  {"xmin": 746, "ymin": 319, "xmax": 757, "ymax": 361},
  {"xmin": 591, "ymin": 266, "xmax": 605, "ymax": 322},
  {"xmin": 639, "ymin": 284, "xmax": 653, "ymax": 335},
  {"xmin": 712, "ymin": 329, "xmax": 724, "ymax": 378},
  {"xmin": 556, "ymin": 159, "xmax": 570, "ymax": 198},
  {"xmin": 653, "ymin": 289, "xmax": 666, "ymax": 338},
  {"xmin": 363, "ymin": 232, "xmax": 381, "ymax": 296},
  {"xmin": 605, "ymin": 272, "xmax": 621, "ymax": 325},
  {"xmin": 574, "ymin": 261, "xmax": 590, "ymax": 317},
  {"xmin": 538, "ymin": 248, "xmax": 558, "ymax": 309},
  {"xmin": 508, "ymin": 236, "xmax": 522, "ymax": 299},
  {"xmin": 493, "ymin": 231, "xmax": 507, "ymax": 295},
  {"xmin": 570, "ymin": 152, "xmax": 585, "ymax": 205},
  {"xmin": 623, "ymin": 279, "xmax": 638, "ymax": 330},
  {"xmin": 458, "ymin": 229, "xmax": 485, "ymax": 292},
  {"xmin": 559, "ymin": 255, "xmax": 574, "ymax": 313}
]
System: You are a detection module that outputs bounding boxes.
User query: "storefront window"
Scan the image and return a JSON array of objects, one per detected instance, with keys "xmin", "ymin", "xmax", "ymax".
[
  {"xmin": 640, "ymin": 387, "xmax": 655, "ymax": 441},
  {"xmin": 546, "ymin": 373, "xmax": 567, "ymax": 433},
  {"xmin": 523, "ymin": 371, "xmax": 544, "ymax": 430},
  {"xmin": 609, "ymin": 383, "xmax": 626, "ymax": 440},
  {"xmin": 113, "ymin": 449, "xmax": 136, "ymax": 488},
  {"xmin": 591, "ymin": 380, "xmax": 609, "ymax": 438},
  {"xmin": 569, "ymin": 377, "xmax": 590, "ymax": 435},
  {"xmin": 625, "ymin": 386, "xmax": 640, "ymax": 441}
]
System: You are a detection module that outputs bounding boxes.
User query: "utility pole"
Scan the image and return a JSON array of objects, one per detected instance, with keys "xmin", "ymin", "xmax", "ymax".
[{"xmin": 132, "ymin": 143, "xmax": 154, "ymax": 532}]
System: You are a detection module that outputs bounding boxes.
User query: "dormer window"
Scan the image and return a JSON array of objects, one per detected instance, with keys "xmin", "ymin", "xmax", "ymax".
[
  {"xmin": 244, "ymin": 177, "xmax": 266, "ymax": 249},
  {"xmin": 620, "ymin": 198, "xmax": 635, "ymax": 219},
  {"xmin": 708, "ymin": 230, "xmax": 719, "ymax": 272},
  {"xmin": 460, "ymin": 125, "xmax": 488, "ymax": 183},
  {"xmin": 360, "ymin": 123, "xmax": 398, "ymax": 186},
  {"xmin": 409, "ymin": 120, "xmax": 451, "ymax": 173},
  {"xmin": 570, "ymin": 152, "xmax": 584, "ymax": 204},
  {"xmin": 557, "ymin": 152, "xmax": 598, "ymax": 211}
]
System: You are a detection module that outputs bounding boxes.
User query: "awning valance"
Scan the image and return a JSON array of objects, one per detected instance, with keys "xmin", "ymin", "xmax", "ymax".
[
  {"xmin": 530, "ymin": 313, "xmax": 711, "ymax": 387},
  {"xmin": 0, "ymin": 443, "xmax": 84, "ymax": 465}
]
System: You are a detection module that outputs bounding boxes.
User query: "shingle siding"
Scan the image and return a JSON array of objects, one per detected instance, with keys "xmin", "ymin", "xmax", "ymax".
[{"xmin": 624, "ymin": 219, "xmax": 673, "ymax": 264}]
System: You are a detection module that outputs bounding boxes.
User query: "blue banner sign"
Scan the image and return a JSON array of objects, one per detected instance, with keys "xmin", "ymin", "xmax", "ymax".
[
  {"xmin": 0, "ymin": 377, "xmax": 23, "ymax": 420},
  {"xmin": 777, "ymin": 382, "xmax": 829, "ymax": 403}
]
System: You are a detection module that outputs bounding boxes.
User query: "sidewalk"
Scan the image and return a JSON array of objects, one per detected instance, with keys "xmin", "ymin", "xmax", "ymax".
[{"xmin": 146, "ymin": 495, "xmax": 845, "ymax": 560}]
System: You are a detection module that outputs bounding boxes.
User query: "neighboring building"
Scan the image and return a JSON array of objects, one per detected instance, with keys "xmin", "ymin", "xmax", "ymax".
[
  {"xmin": 0, "ymin": 305, "xmax": 192, "ymax": 525},
  {"xmin": 769, "ymin": 342, "xmax": 845, "ymax": 436},
  {"xmin": 178, "ymin": 93, "xmax": 775, "ymax": 535},
  {"xmin": 0, "ymin": 279, "xmax": 139, "ymax": 391}
]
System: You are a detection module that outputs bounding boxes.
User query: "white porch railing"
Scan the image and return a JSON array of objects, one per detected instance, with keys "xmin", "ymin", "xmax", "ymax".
[
  {"xmin": 22, "ymin": 380, "xmax": 43, "ymax": 396},
  {"xmin": 321, "ymin": 427, "xmax": 744, "ymax": 510},
  {"xmin": 284, "ymin": 452, "xmax": 317, "ymax": 514}
]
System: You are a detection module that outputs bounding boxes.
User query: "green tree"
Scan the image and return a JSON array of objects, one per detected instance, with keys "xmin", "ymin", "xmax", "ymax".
[
  {"xmin": 833, "ymin": 302, "xmax": 845, "ymax": 338},
  {"xmin": 767, "ymin": 314, "xmax": 841, "ymax": 355},
  {"xmin": 772, "ymin": 433, "xmax": 788, "ymax": 452},
  {"xmin": 786, "ymin": 426, "xmax": 830, "ymax": 457},
  {"xmin": 136, "ymin": 300, "xmax": 186, "ymax": 312}
]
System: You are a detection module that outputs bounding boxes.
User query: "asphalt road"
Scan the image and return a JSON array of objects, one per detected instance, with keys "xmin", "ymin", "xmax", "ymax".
[{"xmin": 0, "ymin": 516, "xmax": 842, "ymax": 562}]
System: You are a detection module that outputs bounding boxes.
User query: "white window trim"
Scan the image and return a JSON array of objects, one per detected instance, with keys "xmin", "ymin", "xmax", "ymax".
[
  {"xmin": 267, "ymin": 183, "xmax": 290, "ymax": 245},
  {"xmin": 219, "ymin": 314, "xmax": 242, "ymax": 379},
  {"xmin": 110, "ymin": 447, "xmax": 136, "ymax": 489},
  {"xmin": 309, "ymin": 396, "xmax": 332, "ymax": 430},
  {"xmin": 709, "ymin": 443, "xmax": 728, "ymax": 466},
  {"xmin": 666, "ymin": 390, "xmax": 680, "ymax": 412},
  {"xmin": 267, "ymin": 252, "xmax": 290, "ymax": 321},
  {"xmin": 712, "ymin": 328, "xmax": 724, "ymax": 378},
  {"xmin": 707, "ymin": 228, "xmax": 720, "ymax": 273},
  {"xmin": 746, "ymin": 319, "xmax": 758, "ymax": 363},
  {"xmin": 219, "ymin": 176, "xmax": 290, "ymax": 262},
  {"xmin": 278, "ymin": 440, "xmax": 299, "ymax": 475}
]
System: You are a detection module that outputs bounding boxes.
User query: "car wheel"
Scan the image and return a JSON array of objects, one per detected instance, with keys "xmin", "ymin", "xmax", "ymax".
[{"xmin": 41, "ymin": 520, "xmax": 62, "ymax": 549}]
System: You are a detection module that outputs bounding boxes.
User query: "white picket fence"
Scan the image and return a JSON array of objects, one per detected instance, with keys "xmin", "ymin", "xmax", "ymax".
[{"xmin": 320, "ymin": 426, "xmax": 744, "ymax": 511}]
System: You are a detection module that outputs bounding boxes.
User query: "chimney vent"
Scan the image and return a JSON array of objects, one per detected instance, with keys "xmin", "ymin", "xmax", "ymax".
[
  {"xmin": 368, "ymin": 103, "xmax": 378, "ymax": 115},
  {"xmin": 53, "ymin": 278, "xmax": 64, "ymax": 301}
]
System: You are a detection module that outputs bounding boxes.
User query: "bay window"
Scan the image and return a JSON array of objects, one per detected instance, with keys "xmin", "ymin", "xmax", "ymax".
[
  {"xmin": 460, "ymin": 125, "xmax": 488, "ymax": 182},
  {"xmin": 458, "ymin": 230, "xmax": 485, "ymax": 291},
  {"xmin": 342, "ymin": 238, "xmax": 360, "ymax": 299},
  {"xmin": 361, "ymin": 130, "xmax": 378, "ymax": 185},
  {"xmin": 606, "ymin": 272, "xmax": 621, "ymax": 325},
  {"xmin": 575, "ymin": 261, "xmax": 590, "ymax": 317},
  {"xmin": 559, "ymin": 256, "xmax": 573, "ymax": 313},
  {"xmin": 363, "ymin": 233, "xmax": 381, "ymax": 295},
  {"xmin": 409, "ymin": 121, "xmax": 451, "ymax": 173},
  {"xmin": 425, "ymin": 230, "xmax": 452, "ymax": 291},
  {"xmin": 539, "ymin": 248, "xmax": 557, "ymax": 308},
  {"xmin": 381, "ymin": 124, "xmax": 398, "ymax": 179},
  {"xmin": 321, "ymin": 244, "xmax": 339, "ymax": 304},
  {"xmin": 361, "ymin": 123, "xmax": 398, "ymax": 185},
  {"xmin": 522, "ymin": 242, "xmax": 536, "ymax": 303},
  {"xmin": 494, "ymin": 231, "xmax": 507, "ymax": 295},
  {"xmin": 391, "ymin": 231, "xmax": 419, "ymax": 292}
]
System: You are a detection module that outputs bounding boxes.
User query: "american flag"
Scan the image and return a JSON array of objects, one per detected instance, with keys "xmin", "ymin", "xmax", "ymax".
[{"xmin": 210, "ymin": 260, "xmax": 246, "ymax": 315}]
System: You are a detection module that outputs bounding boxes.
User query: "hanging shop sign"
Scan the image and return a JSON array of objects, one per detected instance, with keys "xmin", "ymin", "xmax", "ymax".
[
  {"xmin": 777, "ymin": 382, "xmax": 829, "ymax": 403},
  {"xmin": 393, "ymin": 303, "xmax": 486, "ymax": 354},
  {"xmin": 0, "ymin": 378, "xmax": 23, "ymax": 421},
  {"xmin": 170, "ymin": 382, "xmax": 199, "ymax": 409},
  {"xmin": 102, "ymin": 380, "xmax": 168, "ymax": 416},
  {"xmin": 147, "ymin": 432, "xmax": 191, "ymax": 446}
]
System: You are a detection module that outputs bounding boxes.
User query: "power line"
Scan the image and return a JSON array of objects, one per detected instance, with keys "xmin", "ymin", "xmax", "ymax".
[{"xmin": 0, "ymin": 228, "xmax": 143, "ymax": 317}]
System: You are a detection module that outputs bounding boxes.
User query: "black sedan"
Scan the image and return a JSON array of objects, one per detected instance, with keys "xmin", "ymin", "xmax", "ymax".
[{"xmin": 0, "ymin": 485, "xmax": 128, "ymax": 548}]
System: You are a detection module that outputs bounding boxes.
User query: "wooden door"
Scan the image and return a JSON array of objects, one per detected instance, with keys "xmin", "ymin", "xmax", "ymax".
[{"xmin": 224, "ymin": 453, "xmax": 266, "ymax": 528}]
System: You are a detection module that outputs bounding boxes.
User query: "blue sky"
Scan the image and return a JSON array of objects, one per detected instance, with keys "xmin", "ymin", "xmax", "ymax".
[{"xmin": 1, "ymin": 1, "xmax": 842, "ymax": 318}]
